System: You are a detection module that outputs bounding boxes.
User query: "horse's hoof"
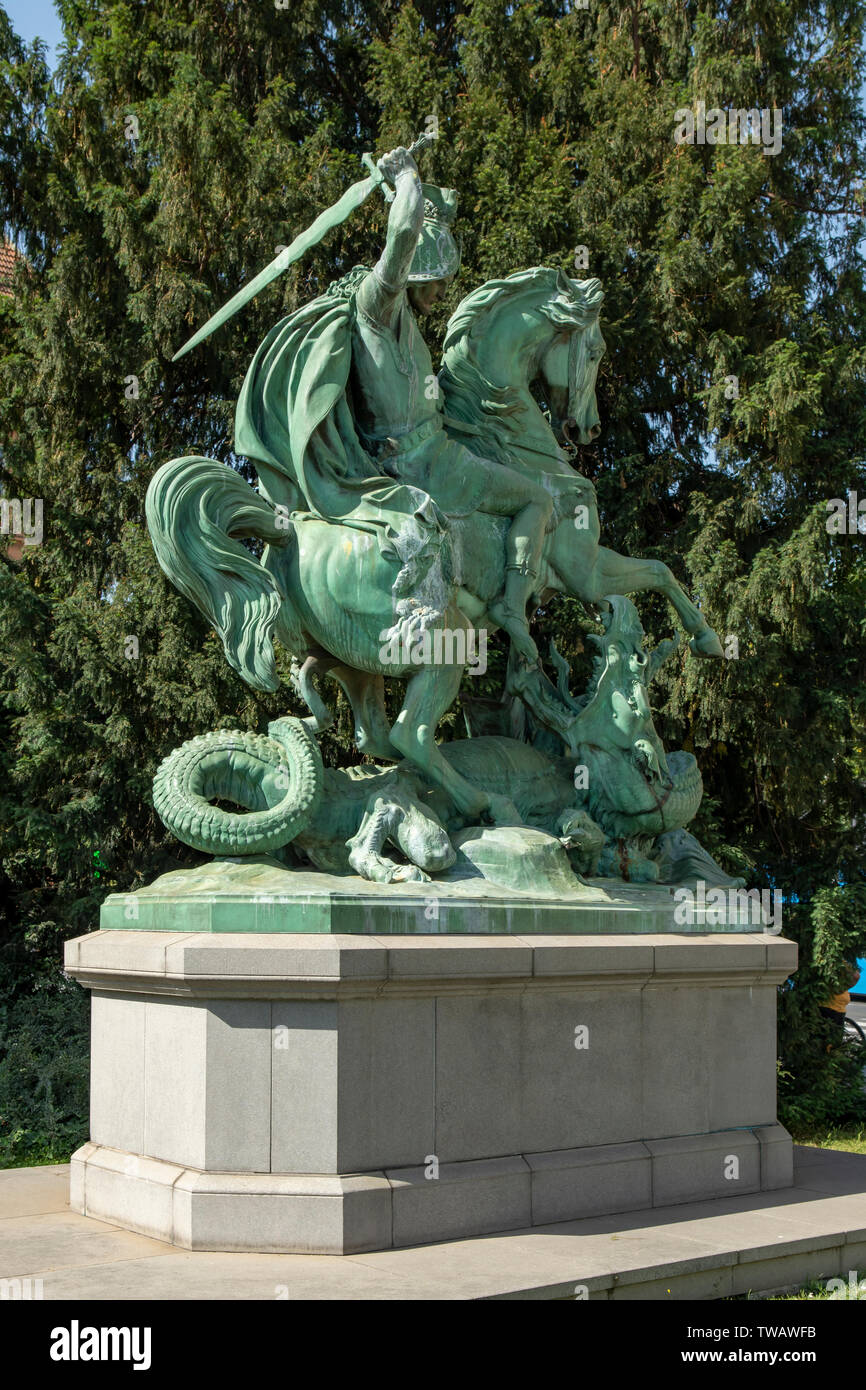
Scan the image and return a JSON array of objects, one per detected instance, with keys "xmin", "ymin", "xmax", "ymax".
[{"xmin": 689, "ymin": 628, "xmax": 724, "ymax": 659}]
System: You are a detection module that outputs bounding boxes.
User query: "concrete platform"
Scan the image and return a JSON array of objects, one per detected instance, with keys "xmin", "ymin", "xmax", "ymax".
[
  {"xmin": 1, "ymin": 1146, "xmax": 864, "ymax": 1299},
  {"xmin": 64, "ymin": 930, "xmax": 795, "ymax": 1251}
]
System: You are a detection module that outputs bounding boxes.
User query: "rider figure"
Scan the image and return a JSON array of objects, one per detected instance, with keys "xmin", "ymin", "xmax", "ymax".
[{"xmin": 350, "ymin": 145, "xmax": 553, "ymax": 666}]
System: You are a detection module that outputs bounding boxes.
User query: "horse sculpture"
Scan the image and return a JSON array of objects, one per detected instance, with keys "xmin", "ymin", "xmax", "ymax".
[{"xmin": 146, "ymin": 267, "xmax": 721, "ymax": 836}]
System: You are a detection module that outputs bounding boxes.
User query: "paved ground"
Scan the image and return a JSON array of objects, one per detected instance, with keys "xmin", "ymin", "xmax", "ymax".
[
  {"xmin": 849, "ymin": 1001, "xmax": 866, "ymax": 1026},
  {"xmin": 1, "ymin": 1146, "xmax": 865, "ymax": 1300}
]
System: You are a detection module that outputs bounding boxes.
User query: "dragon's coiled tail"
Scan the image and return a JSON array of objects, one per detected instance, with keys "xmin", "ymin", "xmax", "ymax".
[{"xmin": 152, "ymin": 716, "xmax": 323, "ymax": 856}]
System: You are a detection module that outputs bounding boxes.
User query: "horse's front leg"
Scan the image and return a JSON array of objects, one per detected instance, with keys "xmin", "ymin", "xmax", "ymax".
[
  {"xmin": 389, "ymin": 665, "xmax": 521, "ymax": 825},
  {"xmin": 594, "ymin": 546, "xmax": 724, "ymax": 657}
]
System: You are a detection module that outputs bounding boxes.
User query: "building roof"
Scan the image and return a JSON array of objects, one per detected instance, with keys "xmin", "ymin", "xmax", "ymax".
[{"xmin": 0, "ymin": 241, "xmax": 19, "ymax": 296}]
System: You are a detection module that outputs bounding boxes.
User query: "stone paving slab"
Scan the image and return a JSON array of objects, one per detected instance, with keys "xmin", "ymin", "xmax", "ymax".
[
  {"xmin": 0, "ymin": 1164, "xmax": 69, "ymax": 1220},
  {"xmin": 0, "ymin": 1147, "xmax": 863, "ymax": 1300}
]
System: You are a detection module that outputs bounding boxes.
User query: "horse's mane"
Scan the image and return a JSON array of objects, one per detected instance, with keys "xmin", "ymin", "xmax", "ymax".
[
  {"xmin": 443, "ymin": 267, "xmax": 604, "ymax": 352},
  {"xmin": 440, "ymin": 268, "xmax": 604, "ymax": 460}
]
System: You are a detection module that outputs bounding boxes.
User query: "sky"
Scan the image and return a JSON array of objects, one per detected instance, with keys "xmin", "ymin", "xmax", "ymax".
[{"xmin": 5, "ymin": 0, "xmax": 63, "ymax": 66}]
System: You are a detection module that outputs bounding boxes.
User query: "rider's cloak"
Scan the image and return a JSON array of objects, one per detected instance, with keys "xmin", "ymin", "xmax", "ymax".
[{"xmin": 234, "ymin": 287, "xmax": 447, "ymax": 595}]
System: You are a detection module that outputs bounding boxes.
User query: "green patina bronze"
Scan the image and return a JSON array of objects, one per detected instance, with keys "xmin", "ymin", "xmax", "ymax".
[
  {"xmin": 150, "ymin": 594, "xmax": 739, "ymax": 892},
  {"xmin": 145, "ymin": 138, "xmax": 737, "ymax": 905}
]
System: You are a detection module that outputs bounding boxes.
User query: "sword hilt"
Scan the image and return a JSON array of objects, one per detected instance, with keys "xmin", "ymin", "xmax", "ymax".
[{"xmin": 362, "ymin": 130, "xmax": 437, "ymax": 203}]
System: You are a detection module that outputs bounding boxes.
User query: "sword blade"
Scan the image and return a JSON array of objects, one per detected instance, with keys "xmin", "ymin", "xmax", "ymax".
[{"xmin": 171, "ymin": 173, "xmax": 377, "ymax": 361}]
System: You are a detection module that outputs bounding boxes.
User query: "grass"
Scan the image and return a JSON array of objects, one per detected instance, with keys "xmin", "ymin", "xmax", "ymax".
[
  {"xmin": 788, "ymin": 1123, "xmax": 866, "ymax": 1154},
  {"xmin": 761, "ymin": 1271, "xmax": 866, "ymax": 1300},
  {"xmin": 0, "ymin": 1128, "xmax": 87, "ymax": 1170}
]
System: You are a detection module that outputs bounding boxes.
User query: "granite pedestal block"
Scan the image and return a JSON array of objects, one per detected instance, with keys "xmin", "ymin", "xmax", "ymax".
[{"xmin": 65, "ymin": 929, "xmax": 796, "ymax": 1254}]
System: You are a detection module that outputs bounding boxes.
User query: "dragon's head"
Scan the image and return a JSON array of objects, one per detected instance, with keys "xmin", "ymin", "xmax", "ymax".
[{"xmin": 565, "ymin": 596, "xmax": 678, "ymax": 775}]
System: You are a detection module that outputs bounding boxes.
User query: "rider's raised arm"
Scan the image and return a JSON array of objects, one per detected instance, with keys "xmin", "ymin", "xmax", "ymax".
[{"xmin": 357, "ymin": 148, "xmax": 423, "ymax": 325}]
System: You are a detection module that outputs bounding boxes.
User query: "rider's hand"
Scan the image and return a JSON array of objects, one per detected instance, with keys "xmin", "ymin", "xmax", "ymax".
[{"xmin": 377, "ymin": 146, "xmax": 419, "ymax": 186}]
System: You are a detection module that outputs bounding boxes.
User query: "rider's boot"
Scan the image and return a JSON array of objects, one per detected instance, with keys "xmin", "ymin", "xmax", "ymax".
[
  {"xmin": 488, "ymin": 561, "xmax": 541, "ymax": 666},
  {"xmin": 487, "ymin": 502, "xmax": 550, "ymax": 665}
]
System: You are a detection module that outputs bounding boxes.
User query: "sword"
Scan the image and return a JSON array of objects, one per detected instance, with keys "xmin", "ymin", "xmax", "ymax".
[{"xmin": 171, "ymin": 132, "xmax": 436, "ymax": 362}]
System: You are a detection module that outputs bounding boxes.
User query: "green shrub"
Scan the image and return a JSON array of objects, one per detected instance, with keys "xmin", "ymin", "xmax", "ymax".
[
  {"xmin": 777, "ymin": 884, "xmax": 866, "ymax": 1134},
  {"xmin": 0, "ymin": 973, "xmax": 90, "ymax": 1167}
]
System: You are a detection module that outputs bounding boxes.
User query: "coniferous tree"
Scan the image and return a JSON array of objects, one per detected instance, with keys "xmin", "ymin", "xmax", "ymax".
[{"xmin": 1, "ymin": 0, "xmax": 864, "ymax": 1157}]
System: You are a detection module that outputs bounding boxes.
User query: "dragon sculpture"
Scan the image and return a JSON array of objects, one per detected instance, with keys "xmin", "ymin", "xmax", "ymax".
[{"xmin": 153, "ymin": 597, "xmax": 739, "ymax": 890}]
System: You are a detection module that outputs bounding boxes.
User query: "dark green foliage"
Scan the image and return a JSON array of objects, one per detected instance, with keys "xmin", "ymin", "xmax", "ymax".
[
  {"xmin": 778, "ymin": 884, "xmax": 866, "ymax": 1132},
  {"xmin": 0, "ymin": 968, "xmax": 89, "ymax": 1165},
  {"xmin": 0, "ymin": 1, "xmax": 864, "ymax": 1154}
]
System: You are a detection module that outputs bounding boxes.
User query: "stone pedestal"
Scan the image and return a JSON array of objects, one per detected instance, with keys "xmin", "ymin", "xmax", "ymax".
[{"xmin": 65, "ymin": 928, "xmax": 796, "ymax": 1254}]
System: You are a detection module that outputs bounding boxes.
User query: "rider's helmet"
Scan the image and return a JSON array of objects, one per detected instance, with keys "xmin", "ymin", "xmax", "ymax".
[{"xmin": 408, "ymin": 184, "xmax": 461, "ymax": 282}]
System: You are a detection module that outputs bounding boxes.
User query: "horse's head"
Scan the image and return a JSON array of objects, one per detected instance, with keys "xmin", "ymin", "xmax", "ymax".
[
  {"xmin": 441, "ymin": 266, "xmax": 605, "ymax": 457},
  {"xmin": 535, "ymin": 269, "xmax": 606, "ymax": 447}
]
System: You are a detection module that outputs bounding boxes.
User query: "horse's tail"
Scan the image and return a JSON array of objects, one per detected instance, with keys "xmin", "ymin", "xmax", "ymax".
[{"xmin": 145, "ymin": 456, "xmax": 291, "ymax": 692}]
